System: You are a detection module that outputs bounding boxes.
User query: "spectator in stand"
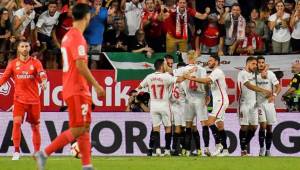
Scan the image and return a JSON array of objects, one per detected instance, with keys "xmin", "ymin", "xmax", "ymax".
[
  {"xmin": 84, "ymin": 0, "xmax": 115, "ymax": 69},
  {"xmin": 121, "ymin": 0, "xmax": 143, "ymax": 45},
  {"xmin": 239, "ymin": 0, "xmax": 261, "ymax": 21},
  {"xmin": 290, "ymin": 0, "xmax": 300, "ymax": 53},
  {"xmin": 53, "ymin": 4, "xmax": 73, "ymax": 47},
  {"xmin": 224, "ymin": 3, "xmax": 246, "ymax": 55},
  {"xmin": 0, "ymin": 8, "xmax": 12, "ymax": 66},
  {"xmin": 250, "ymin": 8, "xmax": 270, "ymax": 53},
  {"xmin": 103, "ymin": 17, "xmax": 128, "ymax": 52},
  {"xmin": 268, "ymin": 1, "xmax": 291, "ymax": 54},
  {"xmin": 36, "ymin": 0, "xmax": 60, "ymax": 49},
  {"xmin": 0, "ymin": 0, "xmax": 17, "ymax": 14},
  {"xmin": 260, "ymin": 0, "xmax": 276, "ymax": 22},
  {"xmin": 142, "ymin": 0, "xmax": 166, "ymax": 52},
  {"xmin": 129, "ymin": 29, "xmax": 154, "ymax": 57},
  {"xmin": 195, "ymin": 14, "xmax": 225, "ymax": 56},
  {"xmin": 236, "ymin": 21, "xmax": 264, "ymax": 55},
  {"xmin": 284, "ymin": 0, "xmax": 296, "ymax": 14},
  {"xmin": 164, "ymin": 0, "xmax": 210, "ymax": 53},
  {"xmin": 13, "ymin": 0, "xmax": 36, "ymax": 41},
  {"xmin": 211, "ymin": 0, "xmax": 228, "ymax": 25}
]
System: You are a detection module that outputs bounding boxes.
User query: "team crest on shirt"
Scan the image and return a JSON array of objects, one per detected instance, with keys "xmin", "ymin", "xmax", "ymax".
[
  {"xmin": 30, "ymin": 65, "xmax": 34, "ymax": 70},
  {"xmin": 78, "ymin": 45, "xmax": 86, "ymax": 56}
]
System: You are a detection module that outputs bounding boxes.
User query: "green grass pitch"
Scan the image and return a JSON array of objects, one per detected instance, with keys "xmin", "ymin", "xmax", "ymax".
[{"xmin": 0, "ymin": 156, "xmax": 299, "ymax": 170}]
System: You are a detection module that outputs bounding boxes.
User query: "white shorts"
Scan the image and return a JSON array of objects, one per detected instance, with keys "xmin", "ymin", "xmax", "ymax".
[
  {"xmin": 185, "ymin": 99, "xmax": 208, "ymax": 122},
  {"xmin": 171, "ymin": 103, "xmax": 185, "ymax": 126},
  {"xmin": 151, "ymin": 102, "xmax": 172, "ymax": 127},
  {"xmin": 210, "ymin": 99, "xmax": 229, "ymax": 122},
  {"xmin": 258, "ymin": 102, "xmax": 277, "ymax": 125},
  {"xmin": 239, "ymin": 103, "xmax": 258, "ymax": 126}
]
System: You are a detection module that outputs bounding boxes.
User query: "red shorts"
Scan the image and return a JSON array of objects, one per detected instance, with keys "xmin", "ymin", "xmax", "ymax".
[
  {"xmin": 66, "ymin": 95, "xmax": 92, "ymax": 128},
  {"xmin": 13, "ymin": 101, "xmax": 41, "ymax": 124}
]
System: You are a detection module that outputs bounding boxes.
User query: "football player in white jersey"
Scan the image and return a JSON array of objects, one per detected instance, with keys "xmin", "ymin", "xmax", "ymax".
[
  {"xmin": 256, "ymin": 56, "xmax": 281, "ymax": 156},
  {"xmin": 184, "ymin": 54, "xmax": 230, "ymax": 156},
  {"xmin": 237, "ymin": 56, "xmax": 272, "ymax": 156},
  {"xmin": 170, "ymin": 62, "xmax": 187, "ymax": 155},
  {"xmin": 181, "ymin": 50, "xmax": 210, "ymax": 156},
  {"xmin": 137, "ymin": 59, "xmax": 185, "ymax": 156}
]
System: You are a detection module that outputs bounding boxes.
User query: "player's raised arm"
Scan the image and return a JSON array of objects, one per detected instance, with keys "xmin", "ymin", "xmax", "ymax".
[{"xmin": 0, "ymin": 62, "xmax": 13, "ymax": 87}]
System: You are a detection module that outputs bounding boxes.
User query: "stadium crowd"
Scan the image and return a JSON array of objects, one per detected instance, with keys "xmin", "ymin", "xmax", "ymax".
[{"xmin": 0, "ymin": 0, "xmax": 300, "ymax": 70}]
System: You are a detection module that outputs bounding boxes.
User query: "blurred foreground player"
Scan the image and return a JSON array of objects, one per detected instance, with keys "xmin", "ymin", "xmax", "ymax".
[
  {"xmin": 35, "ymin": 3, "xmax": 105, "ymax": 170},
  {"xmin": 0, "ymin": 40, "xmax": 47, "ymax": 160}
]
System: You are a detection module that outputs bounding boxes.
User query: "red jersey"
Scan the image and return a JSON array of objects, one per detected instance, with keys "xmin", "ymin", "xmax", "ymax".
[
  {"xmin": 61, "ymin": 27, "xmax": 91, "ymax": 100},
  {"xmin": 0, "ymin": 57, "xmax": 46, "ymax": 104},
  {"xmin": 237, "ymin": 33, "xmax": 264, "ymax": 55},
  {"xmin": 164, "ymin": 8, "xmax": 196, "ymax": 39}
]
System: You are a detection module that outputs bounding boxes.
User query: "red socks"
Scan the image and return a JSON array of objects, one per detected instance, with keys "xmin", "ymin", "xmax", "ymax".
[
  {"xmin": 44, "ymin": 129, "xmax": 75, "ymax": 156},
  {"xmin": 31, "ymin": 124, "xmax": 41, "ymax": 152},
  {"xmin": 12, "ymin": 120, "xmax": 21, "ymax": 153},
  {"xmin": 77, "ymin": 132, "xmax": 91, "ymax": 166}
]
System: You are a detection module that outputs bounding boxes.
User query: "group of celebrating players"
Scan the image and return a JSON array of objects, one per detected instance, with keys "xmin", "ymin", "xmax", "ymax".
[
  {"xmin": 138, "ymin": 51, "xmax": 281, "ymax": 157},
  {"xmin": 0, "ymin": 2, "xmax": 282, "ymax": 170}
]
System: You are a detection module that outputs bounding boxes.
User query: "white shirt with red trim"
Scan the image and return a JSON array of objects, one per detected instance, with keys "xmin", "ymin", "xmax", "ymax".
[
  {"xmin": 237, "ymin": 69, "xmax": 256, "ymax": 104},
  {"xmin": 209, "ymin": 67, "xmax": 229, "ymax": 102}
]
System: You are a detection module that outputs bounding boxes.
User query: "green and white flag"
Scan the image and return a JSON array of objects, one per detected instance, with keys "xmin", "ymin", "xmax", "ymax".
[{"xmin": 103, "ymin": 52, "xmax": 177, "ymax": 81}]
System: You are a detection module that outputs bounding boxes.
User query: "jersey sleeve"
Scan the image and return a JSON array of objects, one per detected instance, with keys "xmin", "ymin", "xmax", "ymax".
[
  {"xmin": 70, "ymin": 36, "xmax": 88, "ymax": 61},
  {"xmin": 0, "ymin": 61, "xmax": 13, "ymax": 86},
  {"xmin": 208, "ymin": 69, "xmax": 221, "ymax": 82},
  {"xmin": 269, "ymin": 71, "xmax": 279, "ymax": 85},
  {"xmin": 36, "ymin": 14, "xmax": 44, "ymax": 28},
  {"xmin": 140, "ymin": 76, "xmax": 149, "ymax": 88},
  {"xmin": 239, "ymin": 71, "xmax": 251, "ymax": 85},
  {"xmin": 34, "ymin": 59, "xmax": 47, "ymax": 82}
]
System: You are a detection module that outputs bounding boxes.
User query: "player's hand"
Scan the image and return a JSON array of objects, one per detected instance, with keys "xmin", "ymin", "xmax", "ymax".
[
  {"xmin": 95, "ymin": 84, "xmax": 105, "ymax": 97},
  {"xmin": 40, "ymin": 79, "xmax": 47, "ymax": 90},
  {"xmin": 263, "ymin": 90, "xmax": 272, "ymax": 98},
  {"xmin": 268, "ymin": 95, "xmax": 275, "ymax": 103},
  {"xmin": 205, "ymin": 96, "xmax": 211, "ymax": 106}
]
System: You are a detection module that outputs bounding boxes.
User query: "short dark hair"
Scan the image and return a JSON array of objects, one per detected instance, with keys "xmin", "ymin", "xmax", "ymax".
[
  {"xmin": 48, "ymin": 0, "xmax": 57, "ymax": 5},
  {"xmin": 256, "ymin": 55, "xmax": 265, "ymax": 61},
  {"xmin": 246, "ymin": 56, "xmax": 257, "ymax": 63},
  {"xmin": 154, "ymin": 59, "xmax": 164, "ymax": 71},
  {"xmin": 210, "ymin": 54, "xmax": 220, "ymax": 63},
  {"xmin": 247, "ymin": 20, "xmax": 256, "ymax": 26},
  {"xmin": 231, "ymin": 3, "xmax": 240, "ymax": 8},
  {"xmin": 72, "ymin": 3, "xmax": 90, "ymax": 21},
  {"xmin": 164, "ymin": 54, "xmax": 174, "ymax": 60},
  {"xmin": 16, "ymin": 40, "xmax": 30, "ymax": 48}
]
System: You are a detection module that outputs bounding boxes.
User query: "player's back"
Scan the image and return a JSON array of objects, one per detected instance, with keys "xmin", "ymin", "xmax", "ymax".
[
  {"xmin": 237, "ymin": 69, "xmax": 256, "ymax": 104},
  {"xmin": 141, "ymin": 72, "xmax": 176, "ymax": 106},
  {"xmin": 209, "ymin": 67, "xmax": 228, "ymax": 101},
  {"xmin": 61, "ymin": 28, "xmax": 91, "ymax": 100},
  {"xmin": 182, "ymin": 65, "xmax": 207, "ymax": 101},
  {"xmin": 170, "ymin": 82, "xmax": 186, "ymax": 105}
]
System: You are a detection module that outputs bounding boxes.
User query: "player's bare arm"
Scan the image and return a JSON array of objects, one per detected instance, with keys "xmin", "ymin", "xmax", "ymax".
[
  {"xmin": 76, "ymin": 60, "xmax": 105, "ymax": 97},
  {"xmin": 244, "ymin": 81, "xmax": 272, "ymax": 97}
]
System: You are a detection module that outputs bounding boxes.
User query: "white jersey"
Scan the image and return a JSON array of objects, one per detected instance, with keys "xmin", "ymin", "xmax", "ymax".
[
  {"xmin": 36, "ymin": 11, "xmax": 60, "ymax": 37},
  {"xmin": 209, "ymin": 67, "xmax": 229, "ymax": 102},
  {"xmin": 140, "ymin": 72, "xmax": 177, "ymax": 104},
  {"xmin": 170, "ymin": 82, "xmax": 186, "ymax": 105},
  {"xmin": 237, "ymin": 69, "xmax": 256, "ymax": 104},
  {"xmin": 182, "ymin": 64, "xmax": 207, "ymax": 101},
  {"xmin": 256, "ymin": 70, "xmax": 279, "ymax": 103}
]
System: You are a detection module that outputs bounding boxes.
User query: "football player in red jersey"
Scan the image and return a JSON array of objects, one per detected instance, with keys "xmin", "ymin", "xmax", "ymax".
[
  {"xmin": 35, "ymin": 3, "xmax": 105, "ymax": 170},
  {"xmin": 0, "ymin": 40, "xmax": 47, "ymax": 160}
]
